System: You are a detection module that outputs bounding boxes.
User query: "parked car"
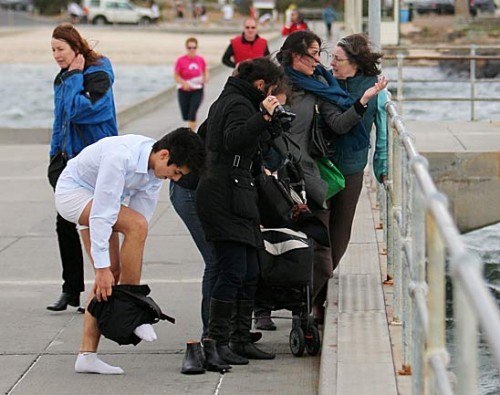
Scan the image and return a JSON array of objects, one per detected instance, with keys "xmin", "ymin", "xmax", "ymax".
[
  {"xmin": 414, "ymin": 0, "xmax": 455, "ymax": 14},
  {"xmin": 83, "ymin": 0, "xmax": 154, "ymax": 25}
]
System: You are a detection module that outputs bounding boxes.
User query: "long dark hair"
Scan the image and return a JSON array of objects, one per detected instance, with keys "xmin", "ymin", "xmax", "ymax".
[
  {"xmin": 52, "ymin": 23, "xmax": 102, "ymax": 68},
  {"xmin": 276, "ymin": 30, "xmax": 323, "ymax": 68},
  {"xmin": 337, "ymin": 33, "xmax": 382, "ymax": 76}
]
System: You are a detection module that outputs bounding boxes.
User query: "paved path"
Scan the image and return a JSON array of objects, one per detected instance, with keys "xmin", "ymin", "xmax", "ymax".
[{"xmin": 0, "ymin": 21, "xmax": 405, "ymax": 395}]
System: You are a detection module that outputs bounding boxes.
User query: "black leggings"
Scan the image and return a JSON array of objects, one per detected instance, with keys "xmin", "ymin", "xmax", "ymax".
[{"xmin": 177, "ymin": 88, "xmax": 203, "ymax": 122}]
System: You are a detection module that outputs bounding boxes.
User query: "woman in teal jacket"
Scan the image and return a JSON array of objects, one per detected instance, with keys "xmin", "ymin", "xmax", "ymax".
[
  {"xmin": 318, "ymin": 34, "xmax": 388, "ymax": 317},
  {"xmin": 46, "ymin": 23, "xmax": 118, "ymax": 313}
]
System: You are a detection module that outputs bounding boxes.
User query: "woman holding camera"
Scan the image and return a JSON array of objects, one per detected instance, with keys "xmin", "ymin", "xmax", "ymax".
[
  {"xmin": 276, "ymin": 31, "xmax": 387, "ymax": 324},
  {"xmin": 195, "ymin": 57, "xmax": 286, "ymax": 368}
]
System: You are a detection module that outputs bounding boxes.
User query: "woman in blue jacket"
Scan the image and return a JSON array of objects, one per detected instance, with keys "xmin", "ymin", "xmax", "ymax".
[
  {"xmin": 46, "ymin": 23, "xmax": 118, "ymax": 313},
  {"xmin": 321, "ymin": 33, "xmax": 388, "ymax": 317}
]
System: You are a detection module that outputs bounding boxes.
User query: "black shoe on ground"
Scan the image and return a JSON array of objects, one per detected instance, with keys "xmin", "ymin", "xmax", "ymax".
[
  {"xmin": 181, "ymin": 341, "xmax": 206, "ymax": 375},
  {"xmin": 254, "ymin": 315, "xmax": 276, "ymax": 331},
  {"xmin": 250, "ymin": 331, "xmax": 262, "ymax": 343},
  {"xmin": 46, "ymin": 292, "xmax": 80, "ymax": 312}
]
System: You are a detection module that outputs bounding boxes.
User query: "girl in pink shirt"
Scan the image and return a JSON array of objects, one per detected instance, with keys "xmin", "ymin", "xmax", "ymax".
[{"xmin": 174, "ymin": 37, "xmax": 209, "ymax": 131}]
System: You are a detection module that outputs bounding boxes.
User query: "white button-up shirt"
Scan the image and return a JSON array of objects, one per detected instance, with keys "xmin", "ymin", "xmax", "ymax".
[{"xmin": 56, "ymin": 134, "xmax": 163, "ymax": 268}]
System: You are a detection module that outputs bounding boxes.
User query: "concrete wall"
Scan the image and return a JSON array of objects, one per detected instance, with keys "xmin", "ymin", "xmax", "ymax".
[{"xmin": 423, "ymin": 152, "xmax": 500, "ymax": 233}]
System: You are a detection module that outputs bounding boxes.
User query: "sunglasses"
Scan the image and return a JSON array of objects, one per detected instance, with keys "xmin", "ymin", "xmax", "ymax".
[
  {"xmin": 245, "ymin": 26, "xmax": 256, "ymax": 29},
  {"xmin": 187, "ymin": 46, "xmax": 197, "ymax": 50}
]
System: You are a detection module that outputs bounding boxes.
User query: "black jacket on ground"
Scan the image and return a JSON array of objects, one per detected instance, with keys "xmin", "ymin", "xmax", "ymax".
[
  {"xmin": 196, "ymin": 77, "xmax": 270, "ymax": 248},
  {"xmin": 87, "ymin": 284, "xmax": 175, "ymax": 346}
]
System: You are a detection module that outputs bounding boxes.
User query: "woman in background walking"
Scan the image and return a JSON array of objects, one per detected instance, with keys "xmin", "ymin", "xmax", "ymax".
[{"xmin": 174, "ymin": 37, "xmax": 209, "ymax": 131}]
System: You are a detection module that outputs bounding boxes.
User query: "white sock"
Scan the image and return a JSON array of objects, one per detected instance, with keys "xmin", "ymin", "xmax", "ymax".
[
  {"xmin": 133, "ymin": 323, "xmax": 157, "ymax": 342},
  {"xmin": 75, "ymin": 352, "xmax": 124, "ymax": 375}
]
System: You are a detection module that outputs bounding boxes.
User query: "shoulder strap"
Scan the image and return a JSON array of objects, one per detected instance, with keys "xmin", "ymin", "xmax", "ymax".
[{"xmin": 114, "ymin": 286, "xmax": 176, "ymax": 324}]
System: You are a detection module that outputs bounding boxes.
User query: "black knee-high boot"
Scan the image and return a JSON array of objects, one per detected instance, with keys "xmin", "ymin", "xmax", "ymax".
[
  {"xmin": 229, "ymin": 300, "xmax": 275, "ymax": 360},
  {"xmin": 208, "ymin": 298, "xmax": 248, "ymax": 365}
]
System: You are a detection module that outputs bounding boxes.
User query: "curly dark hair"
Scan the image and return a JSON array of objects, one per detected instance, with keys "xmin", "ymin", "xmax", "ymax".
[
  {"xmin": 52, "ymin": 23, "xmax": 102, "ymax": 68},
  {"xmin": 336, "ymin": 33, "xmax": 383, "ymax": 76},
  {"xmin": 276, "ymin": 30, "xmax": 323, "ymax": 68}
]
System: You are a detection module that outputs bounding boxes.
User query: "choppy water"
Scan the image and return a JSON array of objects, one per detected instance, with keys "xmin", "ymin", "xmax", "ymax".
[
  {"xmin": 0, "ymin": 64, "xmax": 173, "ymax": 129},
  {"xmin": 461, "ymin": 223, "xmax": 500, "ymax": 395},
  {"xmin": 383, "ymin": 66, "xmax": 500, "ymax": 122}
]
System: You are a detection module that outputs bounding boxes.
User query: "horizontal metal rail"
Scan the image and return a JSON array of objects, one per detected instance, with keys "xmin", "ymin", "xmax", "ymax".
[{"xmin": 384, "ymin": 46, "xmax": 500, "ymax": 120}]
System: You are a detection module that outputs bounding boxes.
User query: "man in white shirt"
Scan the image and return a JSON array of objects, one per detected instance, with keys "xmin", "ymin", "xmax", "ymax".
[{"xmin": 55, "ymin": 128, "xmax": 205, "ymax": 374}]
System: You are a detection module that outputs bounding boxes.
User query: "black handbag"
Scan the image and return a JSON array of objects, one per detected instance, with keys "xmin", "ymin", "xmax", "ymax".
[
  {"xmin": 47, "ymin": 151, "xmax": 68, "ymax": 189},
  {"xmin": 309, "ymin": 103, "xmax": 334, "ymax": 159},
  {"xmin": 254, "ymin": 172, "xmax": 296, "ymax": 228}
]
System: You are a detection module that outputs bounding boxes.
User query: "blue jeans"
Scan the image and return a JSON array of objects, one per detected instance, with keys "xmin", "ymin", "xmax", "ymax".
[{"xmin": 169, "ymin": 182, "xmax": 218, "ymax": 338}]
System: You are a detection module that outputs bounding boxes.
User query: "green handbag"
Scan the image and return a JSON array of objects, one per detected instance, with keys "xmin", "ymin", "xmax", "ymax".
[{"xmin": 316, "ymin": 157, "xmax": 345, "ymax": 199}]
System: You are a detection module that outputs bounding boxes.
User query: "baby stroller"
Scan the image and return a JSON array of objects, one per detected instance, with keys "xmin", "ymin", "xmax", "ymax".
[
  {"xmin": 255, "ymin": 227, "xmax": 321, "ymax": 357},
  {"xmin": 254, "ymin": 159, "xmax": 323, "ymax": 357}
]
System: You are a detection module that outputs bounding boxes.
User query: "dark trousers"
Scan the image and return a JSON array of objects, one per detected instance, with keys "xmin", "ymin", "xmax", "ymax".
[
  {"xmin": 312, "ymin": 171, "xmax": 364, "ymax": 306},
  {"xmin": 169, "ymin": 182, "xmax": 219, "ymax": 338},
  {"xmin": 177, "ymin": 88, "xmax": 203, "ymax": 122},
  {"xmin": 56, "ymin": 213, "xmax": 84, "ymax": 295},
  {"xmin": 211, "ymin": 241, "xmax": 259, "ymax": 303}
]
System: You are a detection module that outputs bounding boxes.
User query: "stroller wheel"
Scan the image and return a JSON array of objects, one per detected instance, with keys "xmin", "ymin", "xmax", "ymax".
[
  {"xmin": 305, "ymin": 324, "xmax": 321, "ymax": 356},
  {"xmin": 289, "ymin": 327, "xmax": 305, "ymax": 357}
]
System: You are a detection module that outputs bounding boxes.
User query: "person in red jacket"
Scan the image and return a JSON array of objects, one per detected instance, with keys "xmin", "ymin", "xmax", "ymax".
[
  {"xmin": 222, "ymin": 17, "xmax": 270, "ymax": 69},
  {"xmin": 281, "ymin": 9, "xmax": 308, "ymax": 36}
]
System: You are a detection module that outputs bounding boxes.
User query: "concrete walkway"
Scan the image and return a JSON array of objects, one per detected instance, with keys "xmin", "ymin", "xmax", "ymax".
[
  {"xmin": 0, "ymin": 69, "xmax": 399, "ymax": 395},
  {"xmin": 0, "ymin": 22, "xmax": 404, "ymax": 395}
]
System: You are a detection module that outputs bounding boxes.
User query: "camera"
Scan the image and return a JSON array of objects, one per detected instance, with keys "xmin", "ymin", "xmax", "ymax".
[
  {"xmin": 267, "ymin": 105, "xmax": 296, "ymax": 138},
  {"xmin": 273, "ymin": 105, "xmax": 296, "ymax": 125}
]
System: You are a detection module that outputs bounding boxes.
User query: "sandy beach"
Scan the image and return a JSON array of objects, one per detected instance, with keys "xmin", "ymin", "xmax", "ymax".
[{"xmin": 0, "ymin": 25, "xmax": 282, "ymax": 65}]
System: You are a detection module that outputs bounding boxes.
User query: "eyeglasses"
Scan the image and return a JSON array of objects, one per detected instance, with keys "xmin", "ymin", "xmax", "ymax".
[
  {"xmin": 332, "ymin": 56, "xmax": 349, "ymax": 63},
  {"xmin": 307, "ymin": 50, "xmax": 321, "ymax": 59},
  {"xmin": 245, "ymin": 26, "xmax": 256, "ymax": 29},
  {"xmin": 187, "ymin": 46, "xmax": 197, "ymax": 50}
]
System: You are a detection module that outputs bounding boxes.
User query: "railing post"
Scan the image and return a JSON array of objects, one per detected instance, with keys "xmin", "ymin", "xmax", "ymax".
[
  {"xmin": 401, "ymin": 141, "xmax": 413, "ymax": 376},
  {"xmin": 410, "ymin": 159, "xmax": 427, "ymax": 395},
  {"xmin": 392, "ymin": 123, "xmax": 403, "ymax": 325},
  {"xmin": 397, "ymin": 53, "xmax": 404, "ymax": 116},
  {"xmin": 426, "ymin": 208, "xmax": 448, "ymax": 394},
  {"xmin": 454, "ymin": 257, "xmax": 479, "ymax": 395},
  {"xmin": 470, "ymin": 45, "xmax": 477, "ymax": 121},
  {"xmin": 386, "ymin": 99, "xmax": 395, "ymax": 282}
]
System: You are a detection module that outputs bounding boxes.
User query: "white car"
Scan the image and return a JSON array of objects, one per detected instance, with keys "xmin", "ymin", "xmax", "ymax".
[{"xmin": 83, "ymin": 0, "xmax": 154, "ymax": 25}]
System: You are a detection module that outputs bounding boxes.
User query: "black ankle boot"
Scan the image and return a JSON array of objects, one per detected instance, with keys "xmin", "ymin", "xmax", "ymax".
[
  {"xmin": 202, "ymin": 338, "xmax": 231, "ymax": 372},
  {"xmin": 46, "ymin": 292, "xmax": 80, "ymax": 311},
  {"xmin": 181, "ymin": 341, "xmax": 206, "ymax": 375}
]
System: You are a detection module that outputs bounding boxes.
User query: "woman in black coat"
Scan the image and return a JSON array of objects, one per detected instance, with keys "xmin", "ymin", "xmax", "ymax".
[{"xmin": 196, "ymin": 58, "xmax": 285, "ymax": 368}]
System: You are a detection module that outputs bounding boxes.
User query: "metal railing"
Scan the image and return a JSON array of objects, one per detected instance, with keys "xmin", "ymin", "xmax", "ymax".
[
  {"xmin": 384, "ymin": 45, "xmax": 500, "ymax": 121},
  {"xmin": 383, "ymin": 97, "xmax": 500, "ymax": 394}
]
